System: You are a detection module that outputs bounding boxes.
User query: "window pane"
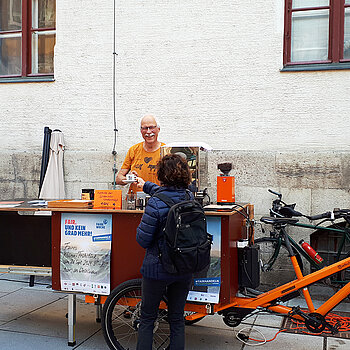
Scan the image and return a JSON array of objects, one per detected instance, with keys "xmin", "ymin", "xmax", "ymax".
[
  {"xmin": 32, "ymin": 0, "xmax": 56, "ymax": 29},
  {"xmin": 0, "ymin": 0, "xmax": 22, "ymax": 32},
  {"xmin": 346, "ymin": 0, "xmax": 350, "ymax": 5},
  {"xmin": 0, "ymin": 34, "xmax": 21, "ymax": 75},
  {"xmin": 293, "ymin": 0, "xmax": 329, "ymax": 9},
  {"xmin": 291, "ymin": 9, "xmax": 329, "ymax": 62},
  {"xmin": 345, "ymin": 9, "xmax": 350, "ymax": 59},
  {"xmin": 31, "ymin": 31, "xmax": 55, "ymax": 73}
]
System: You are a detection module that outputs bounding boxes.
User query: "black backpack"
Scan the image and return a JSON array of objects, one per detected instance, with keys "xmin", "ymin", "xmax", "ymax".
[{"xmin": 153, "ymin": 191, "xmax": 212, "ymax": 274}]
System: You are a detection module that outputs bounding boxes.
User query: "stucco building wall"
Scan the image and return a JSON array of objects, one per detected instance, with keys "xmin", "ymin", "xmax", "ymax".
[{"xmin": 0, "ymin": 1, "xmax": 349, "ymax": 235}]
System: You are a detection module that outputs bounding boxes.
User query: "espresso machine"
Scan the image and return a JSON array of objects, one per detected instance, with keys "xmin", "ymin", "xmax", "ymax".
[
  {"xmin": 160, "ymin": 142, "xmax": 211, "ymax": 206},
  {"xmin": 217, "ymin": 162, "xmax": 235, "ymax": 205}
]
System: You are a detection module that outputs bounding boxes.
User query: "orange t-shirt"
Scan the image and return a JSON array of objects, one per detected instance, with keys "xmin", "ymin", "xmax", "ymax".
[{"xmin": 121, "ymin": 142, "xmax": 165, "ymax": 193}]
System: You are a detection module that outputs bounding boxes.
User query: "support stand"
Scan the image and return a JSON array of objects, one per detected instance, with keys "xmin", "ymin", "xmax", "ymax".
[
  {"xmin": 68, "ymin": 294, "xmax": 76, "ymax": 346},
  {"xmin": 96, "ymin": 303, "xmax": 102, "ymax": 323}
]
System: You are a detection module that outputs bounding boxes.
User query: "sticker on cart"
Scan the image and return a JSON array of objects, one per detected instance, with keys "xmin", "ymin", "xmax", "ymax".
[
  {"xmin": 187, "ymin": 278, "xmax": 221, "ymax": 303},
  {"xmin": 60, "ymin": 213, "xmax": 112, "ymax": 295},
  {"xmin": 187, "ymin": 217, "xmax": 221, "ymax": 304}
]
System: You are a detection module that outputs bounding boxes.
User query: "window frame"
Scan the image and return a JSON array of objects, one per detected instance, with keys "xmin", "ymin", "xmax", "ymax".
[
  {"xmin": 283, "ymin": 0, "xmax": 350, "ymax": 70},
  {"xmin": 0, "ymin": 0, "xmax": 56, "ymax": 80}
]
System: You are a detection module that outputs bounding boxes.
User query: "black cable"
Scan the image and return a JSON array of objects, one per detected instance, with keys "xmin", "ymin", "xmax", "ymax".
[
  {"xmin": 232, "ymin": 207, "xmax": 249, "ymax": 220},
  {"xmin": 112, "ymin": 0, "xmax": 118, "ymax": 189},
  {"xmin": 231, "ymin": 206, "xmax": 255, "ymax": 245},
  {"xmin": 233, "ymin": 204, "xmax": 254, "ymax": 227},
  {"xmin": 233, "ymin": 203, "xmax": 250, "ymax": 220},
  {"xmin": 112, "ymin": 0, "xmax": 118, "ymax": 155}
]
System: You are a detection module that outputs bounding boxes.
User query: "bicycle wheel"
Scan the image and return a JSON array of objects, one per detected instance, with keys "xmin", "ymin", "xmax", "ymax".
[
  {"xmin": 102, "ymin": 279, "xmax": 170, "ymax": 350},
  {"xmin": 254, "ymin": 237, "xmax": 303, "ymax": 292}
]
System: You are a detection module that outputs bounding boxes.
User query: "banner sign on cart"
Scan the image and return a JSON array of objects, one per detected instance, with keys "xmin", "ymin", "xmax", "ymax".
[
  {"xmin": 60, "ymin": 213, "xmax": 112, "ymax": 295},
  {"xmin": 187, "ymin": 216, "xmax": 221, "ymax": 304}
]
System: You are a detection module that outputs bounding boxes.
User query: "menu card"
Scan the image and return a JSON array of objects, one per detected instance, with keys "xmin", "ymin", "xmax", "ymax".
[{"xmin": 94, "ymin": 190, "xmax": 122, "ymax": 209}]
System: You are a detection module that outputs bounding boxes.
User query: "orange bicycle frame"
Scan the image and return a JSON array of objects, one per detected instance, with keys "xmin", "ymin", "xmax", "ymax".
[{"xmin": 185, "ymin": 256, "xmax": 350, "ymax": 322}]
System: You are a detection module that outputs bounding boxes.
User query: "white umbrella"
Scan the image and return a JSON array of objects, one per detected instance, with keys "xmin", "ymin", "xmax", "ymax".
[{"xmin": 39, "ymin": 130, "xmax": 65, "ymax": 199}]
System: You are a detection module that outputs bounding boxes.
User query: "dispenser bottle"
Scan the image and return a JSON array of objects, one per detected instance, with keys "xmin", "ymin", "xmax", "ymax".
[{"xmin": 299, "ymin": 240, "xmax": 323, "ymax": 264}]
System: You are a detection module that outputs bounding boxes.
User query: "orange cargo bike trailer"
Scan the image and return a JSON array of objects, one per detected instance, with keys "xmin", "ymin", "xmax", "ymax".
[
  {"xmin": 51, "ymin": 203, "xmax": 253, "ymax": 348},
  {"xmin": 52, "ymin": 206, "xmax": 350, "ymax": 350}
]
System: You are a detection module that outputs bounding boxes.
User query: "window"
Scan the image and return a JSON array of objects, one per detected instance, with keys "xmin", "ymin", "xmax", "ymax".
[
  {"xmin": 283, "ymin": 0, "xmax": 350, "ymax": 69},
  {"xmin": 0, "ymin": 0, "xmax": 56, "ymax": 78}
]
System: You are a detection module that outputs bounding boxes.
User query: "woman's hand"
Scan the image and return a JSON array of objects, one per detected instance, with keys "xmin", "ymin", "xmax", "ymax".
[{"xmin": 136, "ymin": 177, "xmax": 145, "ymax": 190}]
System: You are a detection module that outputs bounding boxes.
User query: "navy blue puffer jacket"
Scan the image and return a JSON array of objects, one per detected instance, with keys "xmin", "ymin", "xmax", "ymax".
[{"xmin": 136, "ymin": 181, "xmax": 193, "ymax": 281}]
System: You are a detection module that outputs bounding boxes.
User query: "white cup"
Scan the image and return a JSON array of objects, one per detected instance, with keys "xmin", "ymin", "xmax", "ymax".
[{"xmin": 126, "ymin": 173, "xmax": 137, "ymax": 182}]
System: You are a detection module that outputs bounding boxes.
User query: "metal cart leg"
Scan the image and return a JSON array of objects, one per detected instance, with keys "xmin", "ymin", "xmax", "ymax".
[
  {"xmin": 68, "ymin": 294, "xmax": 76, "ymax": 346},
  {"xmin": 96, "ymin": 303, "xmax": 102, "ymax": 323},
  {"xmin": 29, "ymin": 275, "xmax": 35, "ymax": 287}
]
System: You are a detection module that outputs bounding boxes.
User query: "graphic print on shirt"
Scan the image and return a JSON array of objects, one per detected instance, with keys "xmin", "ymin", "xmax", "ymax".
[{"xmin": 135, "ymin": 164, "xmax": 144, "ymax": 171}]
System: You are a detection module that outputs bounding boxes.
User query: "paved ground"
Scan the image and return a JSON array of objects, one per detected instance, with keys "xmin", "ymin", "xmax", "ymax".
[{"xmin": 1, "ymin": 273, "xmax": 350, "ymax": 349}]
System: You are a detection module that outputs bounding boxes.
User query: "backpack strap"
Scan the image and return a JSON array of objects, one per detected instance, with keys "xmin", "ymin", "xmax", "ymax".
[
  {"xmin": 185, "ymin": 189, "xmax": 192, "ymax": 200},
  {"xmin": 152, "ymin": 192, "xmax": 176, "ymax": 208},
  {"xmin": 152, "ymin": 192, "xmax": 175, "ymax": 261}
]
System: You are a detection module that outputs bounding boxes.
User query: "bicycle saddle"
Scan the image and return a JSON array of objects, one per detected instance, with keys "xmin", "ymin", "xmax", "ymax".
[{"xmin": 260, "ymin": 216, "xmax": 299, "ymax": 225}]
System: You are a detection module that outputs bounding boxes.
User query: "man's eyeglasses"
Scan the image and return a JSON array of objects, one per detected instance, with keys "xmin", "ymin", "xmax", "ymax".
[{"xmin": 140, "ymin": 125, "xmax": 157, "ymax": 131}]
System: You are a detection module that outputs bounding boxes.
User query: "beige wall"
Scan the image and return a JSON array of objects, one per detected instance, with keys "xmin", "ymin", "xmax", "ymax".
[{"xmin": 0, "ymin": 1, "xmax": 349, "ymax": 227}]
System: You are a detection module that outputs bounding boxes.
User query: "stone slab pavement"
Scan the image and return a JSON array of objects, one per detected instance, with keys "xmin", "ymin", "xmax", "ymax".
[{"xmin": 1, "ymin": 273, "xmax": 350, "ymax": 350}]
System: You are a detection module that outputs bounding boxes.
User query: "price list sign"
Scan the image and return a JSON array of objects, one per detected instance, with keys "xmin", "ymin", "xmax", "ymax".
[{"xmin": 94, "ymin": 190, "xmax": 122, "ymax": 209}]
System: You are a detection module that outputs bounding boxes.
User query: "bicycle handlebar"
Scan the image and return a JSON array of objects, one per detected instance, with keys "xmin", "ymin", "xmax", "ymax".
[
  {"xmin": 267, "ymin": 189, "xmax": 350, "ymax": 221},
  {"xmin": 268, "ymin": 189, "xmax": 282, "ymax": 198},
  {"xmin": 306, "ymin": 212, "xmax": 332, "ymax": 221},
  {"xmin": 307, "ymin": 209, "xmax": 350, "ymax": 221}
]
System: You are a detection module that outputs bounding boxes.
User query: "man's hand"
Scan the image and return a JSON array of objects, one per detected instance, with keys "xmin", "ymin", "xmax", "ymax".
[{"xmin": 116, "ymin": 169, "xmax": 139, "ymax": 185}]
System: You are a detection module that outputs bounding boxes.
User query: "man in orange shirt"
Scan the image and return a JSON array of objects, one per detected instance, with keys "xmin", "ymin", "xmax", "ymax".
[{"xmin": 116, "ymin": 115, "xmax": 165, "ymax": 193}]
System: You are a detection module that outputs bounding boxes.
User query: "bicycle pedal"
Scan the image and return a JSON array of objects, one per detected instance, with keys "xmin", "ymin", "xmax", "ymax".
[{"xmin": 327, "ymin": 321, "xmax": 340, "ymax": 335}]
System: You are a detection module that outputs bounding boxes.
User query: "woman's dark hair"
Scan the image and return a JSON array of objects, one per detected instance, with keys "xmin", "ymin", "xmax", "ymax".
[{"xmin": 157, "ymin": 154, "xmax": 191, "ymax": 188}]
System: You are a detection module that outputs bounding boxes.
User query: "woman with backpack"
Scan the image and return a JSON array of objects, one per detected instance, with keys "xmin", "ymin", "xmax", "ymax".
[{"xmin": 135, "ymin": 154, "xmax": 193, "ymax": 350}]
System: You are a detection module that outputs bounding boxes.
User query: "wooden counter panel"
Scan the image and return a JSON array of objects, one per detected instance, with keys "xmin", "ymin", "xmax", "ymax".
[
  {"xmin": 110, "ymin": 213, "xmax": 144, "ymax": 288},
  {"xmin": 0, "ymin": 211, "xmax": 51, "ymax": 267}
]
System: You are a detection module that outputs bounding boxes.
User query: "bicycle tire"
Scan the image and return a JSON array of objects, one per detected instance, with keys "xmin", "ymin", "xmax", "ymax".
[
  {"xmin": 254, "ymin": 237, "xmax": 303, "ymax": 292},
  {"xmin": 102, "ymin": 279, "xmax": 170, "ymax": 350}
]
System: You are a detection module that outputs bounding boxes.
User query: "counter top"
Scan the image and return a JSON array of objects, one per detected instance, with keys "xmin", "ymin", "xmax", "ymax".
[{"xmin": 0, "ymin": 200, "xmax": 249, "ymax": 216}]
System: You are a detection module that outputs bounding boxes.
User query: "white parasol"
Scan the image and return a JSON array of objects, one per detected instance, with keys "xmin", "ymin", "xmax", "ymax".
[{"xmin": 39, "ymin": 130, "xmax": 65, "ymax": 199}]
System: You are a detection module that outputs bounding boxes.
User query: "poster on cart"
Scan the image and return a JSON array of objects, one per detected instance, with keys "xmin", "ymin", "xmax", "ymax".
[
  {"xmin": 60, "ymin": 213, "xmax": 112, "ymax": 295},
  {"xmin": 187, "ymin": 216, "xmax": 221, "ymax": 303}
]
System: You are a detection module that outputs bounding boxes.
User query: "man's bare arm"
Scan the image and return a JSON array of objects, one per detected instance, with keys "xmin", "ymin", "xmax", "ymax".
[{"xmin": 115, "ymin": 168, "xmax": 129, "ymax": 185}]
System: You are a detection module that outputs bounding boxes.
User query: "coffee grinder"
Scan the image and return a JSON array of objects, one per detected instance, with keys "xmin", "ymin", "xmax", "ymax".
[{"xmin": 217, "ymin": 162, "xmax": 235, "ymax": 205}]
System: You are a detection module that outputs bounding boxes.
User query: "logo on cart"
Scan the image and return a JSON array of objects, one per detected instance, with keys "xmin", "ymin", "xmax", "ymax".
[{"xmin": 96, "ymin": 220, "xmax": 109, "ymax": 229}]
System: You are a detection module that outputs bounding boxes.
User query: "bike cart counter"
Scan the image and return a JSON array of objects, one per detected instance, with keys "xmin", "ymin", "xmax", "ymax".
[
  {"xmin": 49, "ymin": 204, "xmax": 253, "ymax": 346},
  {"xmin": 51, "ymin": 204, "xmax": 253, "ymax": 302}
]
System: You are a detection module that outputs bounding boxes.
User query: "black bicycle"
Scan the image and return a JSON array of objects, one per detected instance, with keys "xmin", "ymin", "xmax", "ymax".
[{"xmin": 255, "ymin": 189, "xmax": 350, "ymax": 291}]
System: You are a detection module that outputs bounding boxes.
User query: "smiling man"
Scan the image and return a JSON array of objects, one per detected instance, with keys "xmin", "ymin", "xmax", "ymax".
[{"xmin": 116, "ymin": 115, "xmax": 165, "ymax": 193}]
